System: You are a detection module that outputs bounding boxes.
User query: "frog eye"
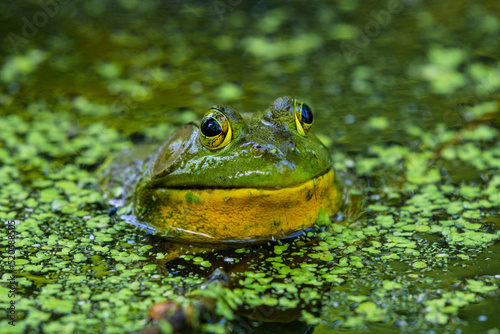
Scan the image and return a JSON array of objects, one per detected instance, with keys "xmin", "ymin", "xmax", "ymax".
[
  {"xmin": 293, "ymin": 99, "xmax": 313, "ymax": 136},
  {"xmin": 199, "ymin": 108, "xmax": 233, "ymax": 150}
]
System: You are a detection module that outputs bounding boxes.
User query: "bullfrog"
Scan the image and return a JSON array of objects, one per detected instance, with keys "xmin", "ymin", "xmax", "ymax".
[
  {"xmin": 134, "ymin": 96, "xmax": 340, "ymax": 243},
  {"xmin": 101, "ymin": 96, "xmax": 341, "ymax": 245}
]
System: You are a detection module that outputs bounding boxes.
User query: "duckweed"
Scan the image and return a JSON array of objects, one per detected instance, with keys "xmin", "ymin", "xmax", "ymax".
[{"xmin": 1, "ymin": 1, "xmax": 500, "ymax": 333}]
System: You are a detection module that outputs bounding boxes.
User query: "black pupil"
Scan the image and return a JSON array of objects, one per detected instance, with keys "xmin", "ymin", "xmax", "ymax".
[
  {"xmin": 301, "ymin": 104, "xmax": 313, "ymax": 124},
  {"xmin": 201, "ymin": 117, "xmax": 222, "ymax": 137}
]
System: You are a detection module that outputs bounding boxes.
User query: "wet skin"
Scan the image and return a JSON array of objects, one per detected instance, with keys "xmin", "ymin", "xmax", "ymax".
[{"xmin": 133, "ymin": 96, "xmax": 341, "ymax": 243}]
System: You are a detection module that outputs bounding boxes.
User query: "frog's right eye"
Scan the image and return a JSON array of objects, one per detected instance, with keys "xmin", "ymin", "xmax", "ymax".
[{"xmin": 199, "ymin": 108, "xmax": 233, "ymax": 150}]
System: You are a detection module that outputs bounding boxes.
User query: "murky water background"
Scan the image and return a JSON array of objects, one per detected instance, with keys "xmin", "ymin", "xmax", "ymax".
[{"xmin": 1, "ymin": 1, "xmax": 499, "ymax": 333}]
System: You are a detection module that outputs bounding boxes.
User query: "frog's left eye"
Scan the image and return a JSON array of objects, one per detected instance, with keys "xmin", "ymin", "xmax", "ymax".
[
  {"xmin": 199, "ymin": 108, "xmax": 233, "ymax": 150},
  {"xmin": 293, "ymin": 99, "xmax": 313, "ymax": 136}
]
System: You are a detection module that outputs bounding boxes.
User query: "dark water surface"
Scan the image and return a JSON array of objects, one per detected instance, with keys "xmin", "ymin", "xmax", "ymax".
[{"xmin": 0, "ymin": 1, "xmax": 499, "ymax": 333}]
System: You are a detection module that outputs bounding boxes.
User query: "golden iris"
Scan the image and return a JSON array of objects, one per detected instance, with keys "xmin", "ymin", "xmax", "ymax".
[
  {"xmin": 199, "ymin": 108, "xmax": 233, "ymax": 150},
  {"xmin": 293, "ymin": 99, "xmax": 313, "ymax": 136}
]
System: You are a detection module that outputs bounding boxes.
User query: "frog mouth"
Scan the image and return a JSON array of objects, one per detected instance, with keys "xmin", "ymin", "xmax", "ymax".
[
  {"xmin": 149, "ymin": 167, "xmax": 334, "ymax": 190},
  {"xmin": 134, "ymin": 169, "xmax": 340, "ymax": 243}
]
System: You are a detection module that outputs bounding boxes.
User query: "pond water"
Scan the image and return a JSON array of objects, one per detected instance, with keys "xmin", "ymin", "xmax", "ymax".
[{"xmin": 0, "ymin": 1, "xmax": 499, "ymax": 333}]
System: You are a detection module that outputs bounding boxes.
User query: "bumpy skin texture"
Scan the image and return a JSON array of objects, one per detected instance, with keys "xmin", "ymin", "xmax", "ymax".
[{"xmin": 134, "ymin": 96, "xmax": 340, "ymax": 243}]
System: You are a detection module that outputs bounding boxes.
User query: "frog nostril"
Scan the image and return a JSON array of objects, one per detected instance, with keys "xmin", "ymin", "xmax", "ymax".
[{"xmin": 252, "ymin": 144, "xmax": 263, "ymax": 157}]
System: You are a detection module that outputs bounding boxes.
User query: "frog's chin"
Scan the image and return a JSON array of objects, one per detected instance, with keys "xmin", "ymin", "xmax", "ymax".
[{"xmin": 134, "ymin": 170, "xmax": 340, "ymax": 244}]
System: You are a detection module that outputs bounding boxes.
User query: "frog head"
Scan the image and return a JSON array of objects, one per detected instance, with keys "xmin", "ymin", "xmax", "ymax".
[{"xmin": 135, "ymin": 96, "xmax": 340, "ymax": 243}]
